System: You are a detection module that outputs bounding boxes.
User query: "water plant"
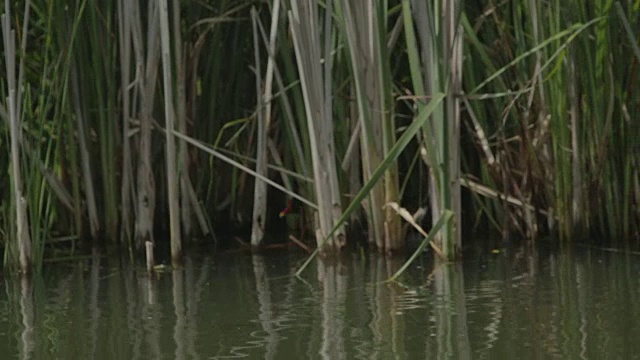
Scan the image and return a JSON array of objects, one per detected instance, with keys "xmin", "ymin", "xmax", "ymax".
[{"xmin": 0, "ymin": 0, "xmax": 637, "ymax": 274}]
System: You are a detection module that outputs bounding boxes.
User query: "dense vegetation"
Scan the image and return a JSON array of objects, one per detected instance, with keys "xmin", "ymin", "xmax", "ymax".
[{"xmin": 1, "ymin": 0, "xmax": 638, "ymax": 274}]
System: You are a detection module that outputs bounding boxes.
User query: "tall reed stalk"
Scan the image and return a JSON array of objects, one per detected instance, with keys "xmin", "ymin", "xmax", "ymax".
[
  {"xmin": 2, "ymin": 0, "xmax": 32, "ymax": 274},
  {"xmin": 249, "ymin": 7, "xmax": 268, "ymax": 247},
  {"xmin": 289, "ymin": 0, "xmax": 346, "ymax": 250},
  {"xmin": 117, "ymin": 0, "xmax": 134, "ymax": 247},
  {"xmin": 118, "ymin": 0, "xmax": 161, "ymax": 253},
  {"xmin": 403, "ymin": 0, "xmax": 463, "ymax": 259},
  {"xmin": 337, "ymin": 1, "xmax": 402, "ymax": 251},
  {"xmin": 158, "ymin": 0, "xmax": 182, "ymax": 265}
]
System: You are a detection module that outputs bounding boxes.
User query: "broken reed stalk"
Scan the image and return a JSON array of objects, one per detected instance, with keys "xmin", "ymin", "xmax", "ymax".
[
  {"xmin": 145, "ymin": 241, "xmax": 155, "ymax": 274},
  {"xmin": 387, "ymin": 210, "xmax": 452, "ymax": 282}
]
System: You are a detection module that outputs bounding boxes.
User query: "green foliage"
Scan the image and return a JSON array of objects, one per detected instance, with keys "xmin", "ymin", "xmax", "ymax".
[{"xmin": 1, "ymin": 0, "xmax": 638, "ymax": 272}]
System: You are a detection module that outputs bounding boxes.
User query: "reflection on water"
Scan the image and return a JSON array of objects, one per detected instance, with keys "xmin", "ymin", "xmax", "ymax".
[{"xmin": 1, "ymin": 246, "xmax": 639, "ymax": 359}]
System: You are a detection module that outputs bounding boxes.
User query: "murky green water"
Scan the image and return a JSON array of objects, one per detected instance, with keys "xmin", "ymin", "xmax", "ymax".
[{"xmin": 1, "ymin": 245, "xmax": 639, "ymax": 359}]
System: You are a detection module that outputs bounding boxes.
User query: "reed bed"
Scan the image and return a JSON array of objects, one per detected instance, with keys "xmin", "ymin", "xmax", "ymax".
[{"xmin": 0, "ymin": 0, "xmax": 637, "ymax": 273}]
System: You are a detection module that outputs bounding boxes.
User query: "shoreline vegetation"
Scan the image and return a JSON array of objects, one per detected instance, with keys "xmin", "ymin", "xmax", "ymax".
[{"xmin": 1, "ymin": 0, "xmax": 638, "ymax": 275}]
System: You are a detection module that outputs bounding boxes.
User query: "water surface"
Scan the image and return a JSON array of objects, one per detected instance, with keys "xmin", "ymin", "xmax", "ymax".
[{"xmin": 1, "ymin": 246, "xmax": 639, "ymax": 359}]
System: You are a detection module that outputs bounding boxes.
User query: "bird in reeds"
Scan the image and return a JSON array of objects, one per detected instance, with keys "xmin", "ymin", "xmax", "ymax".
[{"xmin": 279, "ymin": 199, "xmax": 294, "ymax": 218}]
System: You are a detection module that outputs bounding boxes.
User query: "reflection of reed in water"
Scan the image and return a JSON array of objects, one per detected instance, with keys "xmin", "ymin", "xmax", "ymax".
[
  {"xmin": 141, "ymin": 275, "xmax": 162, "ymax": 360},
  {"xmin": 20, "ymin": 277, "xmax": 35, "ymax": 360},
  {"xmin": 317, "ymin": 259, "xmax": 347, "ymax": 359},
  {"xmin": 431, "ymin": 262, "xmax": 471, "ymax": 360}
]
